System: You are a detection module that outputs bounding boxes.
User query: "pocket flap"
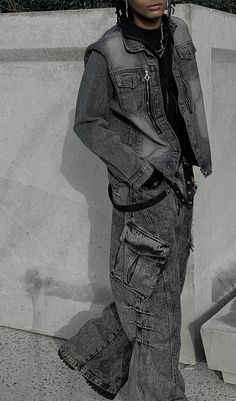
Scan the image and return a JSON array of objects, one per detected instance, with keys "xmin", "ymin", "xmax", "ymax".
[
  {"xmin": 120, "ymin": 222, "xmax": 170, "ymax": 263},
  {"xmin": 176, "ymin": 41, "xmax": 196, "ymax": 60},
  {"xmin": 114, "ymin": 71, "xmax": 143, "ymax": 88}
]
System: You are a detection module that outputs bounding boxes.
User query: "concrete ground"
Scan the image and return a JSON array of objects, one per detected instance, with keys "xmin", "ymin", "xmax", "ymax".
[{"xmin": 1, "ymin": 325, "xmax": 236, "ymax": 401}]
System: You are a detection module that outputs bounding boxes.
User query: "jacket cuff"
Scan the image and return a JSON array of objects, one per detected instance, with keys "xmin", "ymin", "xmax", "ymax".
[{"xmin": 129, "ymin": 161, "xmax": 154, "ymax": 190}]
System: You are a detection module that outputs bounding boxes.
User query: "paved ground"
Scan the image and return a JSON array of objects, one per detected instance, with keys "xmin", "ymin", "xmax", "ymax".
[{"xmin": 1, "ymin": 325, "xmax": 236, "ymax": 401}]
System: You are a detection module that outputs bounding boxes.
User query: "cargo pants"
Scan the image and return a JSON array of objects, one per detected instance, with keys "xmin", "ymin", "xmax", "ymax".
[{"xmin": 58, "ymin": 158, "xmax": 195, "ymax": 401}]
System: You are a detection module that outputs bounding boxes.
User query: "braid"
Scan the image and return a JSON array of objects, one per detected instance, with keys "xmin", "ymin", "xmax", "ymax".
[
  {"xmin": 116, "ymin": 0, "xmax": 133, "ymax": 25},
  {"xmin": 115, "ymin": 0, "xmax": 176, "ymax": 25},
  {"xmin": 167, "ymin": 0, "xmax": 176, "ymax": 18}
]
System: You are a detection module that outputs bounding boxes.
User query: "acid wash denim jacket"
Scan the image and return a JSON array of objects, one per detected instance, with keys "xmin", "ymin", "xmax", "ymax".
[{"xmin": 73, "ymin": 15, "xmax": 212, "ymax": 206}]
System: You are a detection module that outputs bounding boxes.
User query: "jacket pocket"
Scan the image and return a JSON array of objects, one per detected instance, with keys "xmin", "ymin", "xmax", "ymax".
[
  {"xmin": 176, "ymin": 40, "xmax": 199, "ymax": 80},
  {"xmin": 112, "ymin": 69, "xmax": 146, "ymax": 113},
  {"xmin": 110, "ymin": 221, "xmax": 170, "ymax": 299},
  {"xmin": 108, "ymin": 173, "xmax": 130, "ymax": 205}
]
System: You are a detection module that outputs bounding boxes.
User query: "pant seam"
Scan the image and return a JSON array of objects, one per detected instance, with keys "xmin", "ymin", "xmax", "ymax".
[
  {"xmin": 136, "ymin": 342, "xmax": 147, "ymax": 401},
  {"xmin": 85, "ymin": 327, "xmax": 124, "ymax": 361},
  {"xmin": 162, "ymin": 269, "xmax": 176, "ymax": 383}
]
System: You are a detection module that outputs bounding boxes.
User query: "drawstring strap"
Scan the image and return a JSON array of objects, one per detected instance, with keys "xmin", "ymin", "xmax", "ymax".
[
  {"xmin": 108, "ymin": 183, "xmax": 170, "ymax": 212},
  {"xmin": 108, "ymin": 161, "xmax": 197, "ymax": 212}
]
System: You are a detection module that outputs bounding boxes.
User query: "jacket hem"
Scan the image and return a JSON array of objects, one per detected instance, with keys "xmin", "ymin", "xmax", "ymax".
[{"xmin": 130, "ymin": 161, "xmax": 154, "ymax": 190}]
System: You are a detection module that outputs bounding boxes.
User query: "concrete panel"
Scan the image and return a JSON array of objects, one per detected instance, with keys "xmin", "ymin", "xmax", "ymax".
[
  {"xmin": 0, "ymin": 5, "xmax": 236, "ymax": 363},
  {"xmin": 201, "ymin": 297, "xmax": 236, "ymax": 384},
  {"xmin": 0, "ymin": 8, "xmax": 116, "ymax": 338},
  {"xmin": 179, "ymin": 5, "xmax": 236, "ymax": 363}
]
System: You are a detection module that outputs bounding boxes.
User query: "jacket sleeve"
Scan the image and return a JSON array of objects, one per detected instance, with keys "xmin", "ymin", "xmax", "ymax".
[{"xmin": 73, "ymin": 48, "xmax": 154, "ymax": 190}]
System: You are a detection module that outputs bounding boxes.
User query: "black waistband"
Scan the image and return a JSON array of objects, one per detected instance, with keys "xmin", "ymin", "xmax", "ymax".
[{"xmin": 108, "ymin": 183, "xmax": 171, "ymax": 212}]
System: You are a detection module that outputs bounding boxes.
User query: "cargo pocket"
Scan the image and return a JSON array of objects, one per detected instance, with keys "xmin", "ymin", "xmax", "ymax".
[{"xmin": 110, "ymin": 221, "xmax": 170, "ymax": 300}]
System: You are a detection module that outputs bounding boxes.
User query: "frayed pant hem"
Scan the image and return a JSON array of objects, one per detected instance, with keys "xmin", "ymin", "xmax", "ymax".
[{"xmin": 58, "ymin": 347, "xmax": 120, "ymax": 398}]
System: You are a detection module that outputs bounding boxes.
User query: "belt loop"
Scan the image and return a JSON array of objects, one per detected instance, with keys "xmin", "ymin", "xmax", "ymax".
[{"xmin": 170, "ymin": 159, "xmax": 196, "ymax": 210}]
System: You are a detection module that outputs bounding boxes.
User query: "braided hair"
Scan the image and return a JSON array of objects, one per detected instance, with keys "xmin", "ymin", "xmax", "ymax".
[{"xmin": 115, "ymin": 0, "xmax": 176, "ymax": 25}]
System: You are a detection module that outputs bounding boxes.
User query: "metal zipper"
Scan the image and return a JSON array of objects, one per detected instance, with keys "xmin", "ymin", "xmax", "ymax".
[{"xmin": 144, "ymin": 70, "xmax": 162, "ymax": 134}]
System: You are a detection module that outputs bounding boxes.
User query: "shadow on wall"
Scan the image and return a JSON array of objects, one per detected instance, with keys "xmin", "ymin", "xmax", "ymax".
[
  {"xmin": 19, "ymin": 103, "xmax": 115, "ymax": 397},
  {"xmin": 54, "ymin": 108, "xmax": 114, "ymax": 338},
  {"xmin": 212, "ymin": 261, "xmax": 236, "ymax": 303}
]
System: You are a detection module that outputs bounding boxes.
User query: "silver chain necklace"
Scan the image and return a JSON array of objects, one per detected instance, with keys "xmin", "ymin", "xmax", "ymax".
[
  {"xmin": 125, "ymin": 0, "xmax": 165, "ymax": 57},
  {"xmin": 155, "ymin": 20, "xmax": 165, "ymax": 58}
]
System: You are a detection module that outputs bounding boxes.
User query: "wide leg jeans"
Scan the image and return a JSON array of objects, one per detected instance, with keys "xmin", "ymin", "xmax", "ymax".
[{"xmin": 58, "ymin": 159, "xmax": 194, "ymax": 401}]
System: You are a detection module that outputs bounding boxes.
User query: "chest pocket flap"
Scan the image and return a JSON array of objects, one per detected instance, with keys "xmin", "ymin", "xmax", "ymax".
[
  {"xmin": 112, "ymin": 70, "xmax": 145, "ymax": 113},
  {"xmin": 175, "ymin": 41, "xmax": 199, "ymax": 80},
  {"xmin": 115, "ymin": 71, "xmax": 144, "ymax": 88},
  {"xmin": 176, "ymin": 40, "xmax": 197, "ymax": 60}
]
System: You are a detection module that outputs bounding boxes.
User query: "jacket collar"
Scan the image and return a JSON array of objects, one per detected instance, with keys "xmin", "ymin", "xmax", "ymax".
[{"xmin": 119, "ymin": 14, "xmax": 177, "ymax": 54}]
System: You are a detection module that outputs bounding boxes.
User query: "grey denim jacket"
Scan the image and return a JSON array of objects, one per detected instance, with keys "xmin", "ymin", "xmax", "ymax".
[{"xmin": 73, "ymin": 15, "xmax": 212, "ymax": 206}]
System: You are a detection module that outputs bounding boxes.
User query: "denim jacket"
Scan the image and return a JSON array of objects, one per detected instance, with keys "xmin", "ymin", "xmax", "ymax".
[{"xmin": 73, "ymin": 15, "xmax": 212, "ymax": 206}]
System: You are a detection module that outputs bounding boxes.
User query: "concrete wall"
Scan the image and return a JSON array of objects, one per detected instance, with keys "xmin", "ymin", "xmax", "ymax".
[
  {"xmin": 0, "ymin": 5, "xmax": 235, "ymax": 363},
  {"xmin": 177, "ymin": 5, "xmax": 236, "ymax": 363}
]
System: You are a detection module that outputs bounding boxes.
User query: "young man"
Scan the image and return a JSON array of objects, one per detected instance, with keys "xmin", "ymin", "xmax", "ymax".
[{"xmin": 58, "ymin": 1, "xmax": 212, "ymax": 400}]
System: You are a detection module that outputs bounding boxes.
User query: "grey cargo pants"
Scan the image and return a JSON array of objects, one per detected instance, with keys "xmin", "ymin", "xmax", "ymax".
[{"xmin": 58, "ymin": 158, "xmax": 195, "ymax": 401}]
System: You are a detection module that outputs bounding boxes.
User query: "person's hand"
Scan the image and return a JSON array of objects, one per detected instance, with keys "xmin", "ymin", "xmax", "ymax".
[
  {"xmin": 142, "ymin": 169, "xmax": 163, "ymax": 189},
  {"xmin": 191, "ymin": 175, "xmax": 196, "ymax": 184}
]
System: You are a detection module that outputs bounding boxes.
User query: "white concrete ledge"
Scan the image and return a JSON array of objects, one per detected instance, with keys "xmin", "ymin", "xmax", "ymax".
[{"xmin": 200, "ymin": 296, "xmax": 236, "ymax": 384}]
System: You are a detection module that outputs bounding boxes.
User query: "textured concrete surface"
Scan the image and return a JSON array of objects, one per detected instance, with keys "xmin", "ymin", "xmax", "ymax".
[
  {"xmin": 179, "ymin": 5, "xmax": 236, "ymax": 364},
  {"xmin": 1, "ymin": 4, "xmax": 236, "ymax": 365},
  {"xmin": 0, "ymin": 325, "xmax": 236, "ymax": 401}
]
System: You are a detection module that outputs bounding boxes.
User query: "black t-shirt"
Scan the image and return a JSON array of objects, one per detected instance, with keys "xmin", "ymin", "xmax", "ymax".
[{"xmin": 120, "ymin": 17, "xmax": 199, "ymax": 166}]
